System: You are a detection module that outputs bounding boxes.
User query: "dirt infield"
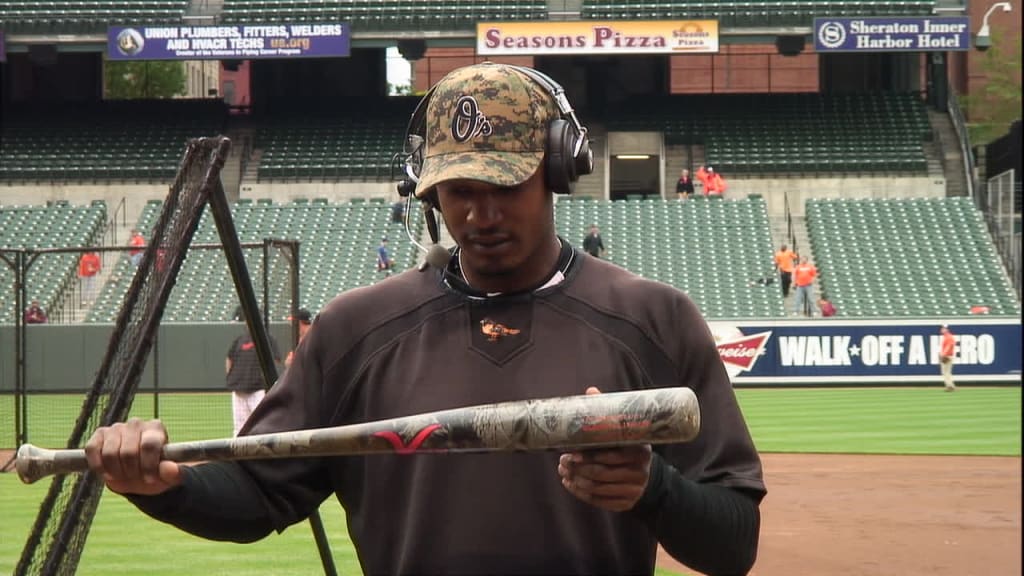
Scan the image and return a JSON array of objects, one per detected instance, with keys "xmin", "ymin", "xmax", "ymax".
[
  {"xmin": 657, "ymin": 452, "xmax": 1022, "ymax": 576},
  {"xmin": 0, "ymin": 449, "xmax": 13, "ymax": 472}
]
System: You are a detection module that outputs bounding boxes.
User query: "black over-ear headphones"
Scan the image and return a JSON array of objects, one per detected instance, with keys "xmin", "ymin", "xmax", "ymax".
[{"xmin": 397, "ymin": 64, "xmax": 593, "ymax": 201}]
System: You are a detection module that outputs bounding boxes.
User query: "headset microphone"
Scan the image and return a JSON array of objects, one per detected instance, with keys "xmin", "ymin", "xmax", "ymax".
[
  {"xmin": 423, "ymin": 243, "xmax": 451, "ymax": 270},
  {"xmin": 399, "ymin": 193, "xmax": 452, "ymax": 273}
]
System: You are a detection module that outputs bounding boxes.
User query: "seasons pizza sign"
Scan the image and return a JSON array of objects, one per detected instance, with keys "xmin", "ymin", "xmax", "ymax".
[{"xmin": 476, "ymin": 20, "xmax": 719, "ymax": 55}]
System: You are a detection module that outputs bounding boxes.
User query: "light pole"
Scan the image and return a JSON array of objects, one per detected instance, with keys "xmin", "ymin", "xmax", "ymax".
[{"xmin": 975, "ymin": 2, "xmax": 1012, "ymax": 51}]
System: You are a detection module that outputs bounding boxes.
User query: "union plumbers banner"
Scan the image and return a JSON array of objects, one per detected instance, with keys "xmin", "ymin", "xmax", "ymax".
[
  {"xmin": 709, "ymin": 318, "xmax": 1021, "ymax": 384},
  {"xmin": 477, "ymin": 20, "xmax": 719, "ymax": 55},
  {"xmin": 814, "ymin": 17, "xmax": 971, "ymax": 52},
  {"xmin": 107, "ymin": 24, "xmax": 350, "ymax": 60}
]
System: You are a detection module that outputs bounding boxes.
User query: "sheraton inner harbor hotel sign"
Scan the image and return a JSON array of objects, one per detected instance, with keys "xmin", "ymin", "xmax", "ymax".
[
  {"xmin": 477, "ymin": 21, "xmax": 719, "ymax": 55},
  {"xmin": 814, "ymin": 17, "xmax": 970, "ymax": 52}
]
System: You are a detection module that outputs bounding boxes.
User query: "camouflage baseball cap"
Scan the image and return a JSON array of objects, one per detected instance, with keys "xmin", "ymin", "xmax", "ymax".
[{"xmin": 414, "ymin": 62, "xmax": 560, "ymax": 198}]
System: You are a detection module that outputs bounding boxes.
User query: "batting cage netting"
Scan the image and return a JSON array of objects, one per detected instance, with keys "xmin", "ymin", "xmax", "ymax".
[{"xmin": 15, "ymin": 137, "xmax": 232, "ymax": 576}]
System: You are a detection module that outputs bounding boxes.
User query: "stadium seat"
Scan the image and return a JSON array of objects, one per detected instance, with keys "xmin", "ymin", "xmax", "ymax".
[
  {"xmin": 605, "ymin": 92, "xmax": 930, "ymax": 176},
  {"xmin": 806, "ymin": 197, "xmax": 1020, "ymax": 317},
  {"xmin": 555, "ymin": 197, "xmax": 785, "ymax": 318},
  {"xmin": 0, "ymin": 203, "xmax": 107, "ymax": 319},
  {"xmin": 85, "ymin": 199, "xmax": 422, "ymax": 323}
]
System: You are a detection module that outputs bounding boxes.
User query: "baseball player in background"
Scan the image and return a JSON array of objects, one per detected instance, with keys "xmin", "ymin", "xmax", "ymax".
[
  {"xmin": 939, "ymin": 324, "xmax": 956, "ymax": 392},
  {"xmin": 84, "ymin": 62, "xmax": 765, "ymax": 575}
]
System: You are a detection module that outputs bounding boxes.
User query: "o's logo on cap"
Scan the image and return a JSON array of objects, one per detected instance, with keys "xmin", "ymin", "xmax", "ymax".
[{"xmin": 451, "ymin": 95, "xmax": 493, "ymax": 143}]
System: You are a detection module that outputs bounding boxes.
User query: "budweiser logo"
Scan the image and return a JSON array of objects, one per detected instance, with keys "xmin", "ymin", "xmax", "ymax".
[{"xmin": 716, "ymin": 331, "xmax": 772, "ymax": 372}]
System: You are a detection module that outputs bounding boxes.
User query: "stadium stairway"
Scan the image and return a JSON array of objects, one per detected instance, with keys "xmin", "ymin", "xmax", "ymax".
[
  {"xmin": 187, "ymin": 0, "xmax": 222, "ymax": 18},
  {"xmin": 71, "ymin": 247, "xmax": 119, "ymax": 323},
  {"xmin": 67, "ymin": 215, "xmax": 138, "ymax": 323},
  {"xmin": 766, "ymin": 212, "xmax": 820, "ymax": 315},
  {"xmin": 220, "ymin": 128, "xmax": 248, "ymax": 201},
  {"xmin": 927, "ymin": 109, "xmax": 967, "ymax": 197},
  {"xmin": 548, "ymin": 0, "xmax": 582, "ymax": 19},
  {"xmin": 663, "ymin": 144, "xmax": 690, "ymax": 198}
]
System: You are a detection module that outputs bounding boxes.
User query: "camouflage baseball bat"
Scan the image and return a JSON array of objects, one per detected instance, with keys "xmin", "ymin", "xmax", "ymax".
[{"xmin": 16, "ymin": 387, "xmax": 699, "ymax": 485}]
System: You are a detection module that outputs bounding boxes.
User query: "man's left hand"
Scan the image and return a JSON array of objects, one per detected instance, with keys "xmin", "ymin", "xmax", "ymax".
[{"xmin": 557, "ymin": 387, "xmax": 652, "ymax": 512}]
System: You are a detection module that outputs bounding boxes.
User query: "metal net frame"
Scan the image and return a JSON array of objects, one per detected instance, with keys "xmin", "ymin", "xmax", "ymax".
[{"xmin": 14, "ymin": 137, "xmax": 232, "ymax": 576}]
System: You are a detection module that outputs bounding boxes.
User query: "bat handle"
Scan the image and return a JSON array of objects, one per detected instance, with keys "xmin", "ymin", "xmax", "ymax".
[{"xmin": 16, "ymin": 444, "xmax": 89, "ymax": 485}]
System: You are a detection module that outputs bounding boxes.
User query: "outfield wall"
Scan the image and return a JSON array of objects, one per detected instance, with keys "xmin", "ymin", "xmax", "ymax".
[
  {"xmin": 1, "ymin": 318, "xmax": 1019, "ymax": 393},
  {"xmin": 0, "ymin": 323, "xmax": 294, "ymax": 394}
]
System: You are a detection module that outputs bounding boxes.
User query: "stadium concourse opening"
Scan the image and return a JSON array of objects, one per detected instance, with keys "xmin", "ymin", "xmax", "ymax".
[{"xmin": 610, "ymin": 154, "xmax": 660, "ymax": 200}]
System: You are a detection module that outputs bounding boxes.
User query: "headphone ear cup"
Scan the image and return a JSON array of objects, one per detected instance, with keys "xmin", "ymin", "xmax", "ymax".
[
  {"xmin": 545, "ymin": 118, "xmax": 575, "ymax": 195},
  {"xmin": 574, "ymin": 136, "xmax": 593, "ymax": 178}
]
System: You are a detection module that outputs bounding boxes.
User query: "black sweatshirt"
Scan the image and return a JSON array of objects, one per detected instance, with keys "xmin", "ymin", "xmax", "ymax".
[{"xmin": 130, "ymin": 242, "xmax": 766, "ymax": 575}]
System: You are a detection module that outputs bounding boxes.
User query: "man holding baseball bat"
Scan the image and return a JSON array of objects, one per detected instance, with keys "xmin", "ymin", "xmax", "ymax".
[{"xmin": 85, "ymin": 62, "xmax": 765, "ymax": 575}]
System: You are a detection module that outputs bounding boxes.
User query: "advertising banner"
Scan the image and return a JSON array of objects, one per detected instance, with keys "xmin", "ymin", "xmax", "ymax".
[
  {"xmin": 477, "ymin": 20, "xmax": 719, "ymax": 55},
  {"xmin": 814, "ymin": 17, "xmax": 970, "ymax": 52},
  {"xmin": 108, "ymin": 24, "xmax": 350, "ymax": 60},
  {"xmin": 710, "ymin": 318, "xmax": 1021, "ymax": 384}
]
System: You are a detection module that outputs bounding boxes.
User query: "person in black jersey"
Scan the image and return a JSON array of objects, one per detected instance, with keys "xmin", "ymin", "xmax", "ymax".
[
  {"xmin": 84, "ymin": 62, "xmax": 765, "ymax": 575},
  {"xmin": 582, "ymin": 223, "xmax": 606, "ymax": 258}
]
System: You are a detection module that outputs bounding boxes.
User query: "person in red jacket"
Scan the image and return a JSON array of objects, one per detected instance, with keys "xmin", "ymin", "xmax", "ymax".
[
  {"xmin": 818, "ymin": 295, "xmax": 836, "ymax": 317},
  {"xmin": 696, "ymin": 165, "xmax": 727, "ymax": 196},
  {"xmin": 24, "ymin": 300, "xmax": 48, "ymax": 324},
  {"xmin": 939, "ymin": 325, "xmax": 956, "ymax": 392}
]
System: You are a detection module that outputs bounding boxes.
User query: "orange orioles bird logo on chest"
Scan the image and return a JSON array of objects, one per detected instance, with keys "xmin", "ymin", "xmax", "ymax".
[{"xmin": 480, "ymin": 318, "xmax": 521, "ymax": 342}]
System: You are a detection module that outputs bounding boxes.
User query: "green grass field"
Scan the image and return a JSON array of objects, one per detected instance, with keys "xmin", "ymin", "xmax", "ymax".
[
  {"xmin": 737, "ymin": 386, "xmax": 1022, "ymax": 455},
  {"xmin": 1, "ymin": 386, "xmax": 1020, "ymax": 575}
]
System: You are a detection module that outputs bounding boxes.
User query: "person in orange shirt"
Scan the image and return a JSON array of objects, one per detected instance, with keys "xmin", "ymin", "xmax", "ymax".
[
  {"xmin": 939, "ymin": 325, "xmax": 956, "ymax": 392},
  {"xmin": 78, "ymin": 251, "xmax": 101, "ymax": 303},
  {"xmin": 773, "ymin": 244, "xmax": 797, "ymax": 298},
  {"xmin": 696, "ymin": 165, "xmax": 727, "ymax": 196},
  {"xmin": 792, "ymin": 256, "xmax": 818, "ymax": 317}
]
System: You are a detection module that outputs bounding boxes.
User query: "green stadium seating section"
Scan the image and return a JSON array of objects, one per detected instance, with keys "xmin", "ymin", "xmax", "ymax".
[
  {"xmin": 0, "ymin": 0, "xmax": 188, "ymax": 34},
  {"xmin": 12, "ymin": 196, "xmax": 1017, "ymax": 323},
  {"xmin": 606, "ymin": 92, "xmax": 930, "ymax": 174},
  {"xmin": 219, "ymin": 0, "xmax": 548, "ymax": 30},
  {"xmin": 85, "ymin": 198, "xmax": 420, "ymax": 323},
  {"xmin": 807, "ymin": 197, "xmax": 1021, "ymax": 317},
  {"xmin": 0, "ymin": 100, "xmax": 227, "ymax": 182},
  {"xmin": 255, "ymin": 104, "xmax": 415, "ymax": 181},
  {"xmin": 0, "ymin": 202, "xmax": 107, "ymax": 321},
  {"xmin": 555, "ymin": 195, "xmax": 785, "ymax": 318},
  {"xmin": 582, "ymin": 1, "xmax": 937, "ymax": 27}
]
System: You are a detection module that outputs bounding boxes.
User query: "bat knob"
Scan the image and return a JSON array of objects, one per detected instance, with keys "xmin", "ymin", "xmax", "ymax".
[
  {"xmin": 15, "ymin": 444, "xmax": 88, "ymax": 484},
  {"xmin": 16, "ymin": 444, "xmax": 47, "ymax": 484}
]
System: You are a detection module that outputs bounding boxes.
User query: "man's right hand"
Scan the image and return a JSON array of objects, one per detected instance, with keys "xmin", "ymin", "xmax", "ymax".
[{"xmin": 84, "ymin": 418, "xmax": 183, "ymax": 496}]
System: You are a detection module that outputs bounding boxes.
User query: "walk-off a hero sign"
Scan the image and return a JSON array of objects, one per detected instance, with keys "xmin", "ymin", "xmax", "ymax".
[{"xmin": 710, "ymin": 318, "xmax": 1020, "ymax": 384}]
